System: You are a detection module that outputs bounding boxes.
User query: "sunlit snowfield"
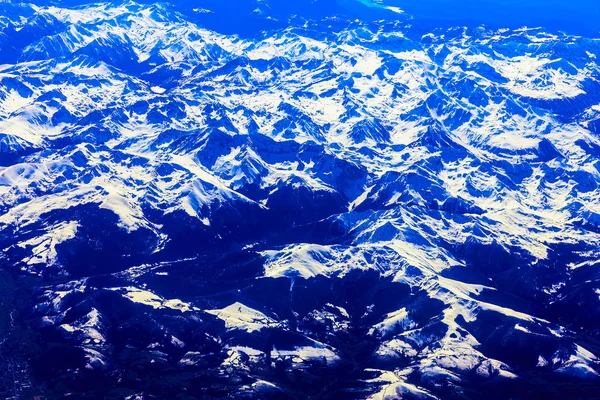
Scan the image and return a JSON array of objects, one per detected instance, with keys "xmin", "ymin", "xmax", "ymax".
[{"xmin": 1, "ymin": 0, "xmax": 600, "ymax": 398}]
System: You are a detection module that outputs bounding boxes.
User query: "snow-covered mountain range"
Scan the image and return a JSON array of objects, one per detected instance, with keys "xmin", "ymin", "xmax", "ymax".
[{"xmin": 1, "ymin": 0, "xmax": 600, "ymax": 398}]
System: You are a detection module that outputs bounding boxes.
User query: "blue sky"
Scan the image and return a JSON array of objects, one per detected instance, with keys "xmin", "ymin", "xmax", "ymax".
[
  {"xmin": 37, "ymin": 0, "xmax": 600, "ymax": 36},
  {"xmin": 358, "ymin": 0, "xmax": 600, "ymax": 35}
]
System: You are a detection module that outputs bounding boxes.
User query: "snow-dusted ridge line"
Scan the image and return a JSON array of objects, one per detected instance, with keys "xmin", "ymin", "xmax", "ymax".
[{"xmin": 2, "ymin": 0, "xmax": 600, "ymax": 398}]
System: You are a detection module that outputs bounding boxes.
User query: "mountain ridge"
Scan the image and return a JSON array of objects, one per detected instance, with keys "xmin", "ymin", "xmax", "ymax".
[{"xmin": 1, "ymin": 1, "xmax": 600, "ymax": 398}]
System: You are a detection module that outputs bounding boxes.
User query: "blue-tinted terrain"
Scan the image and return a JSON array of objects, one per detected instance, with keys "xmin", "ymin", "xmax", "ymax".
[{"xmin": 1, "ymin": 0, "xmax": 600, "ymax": 399}]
